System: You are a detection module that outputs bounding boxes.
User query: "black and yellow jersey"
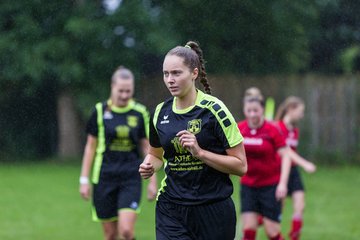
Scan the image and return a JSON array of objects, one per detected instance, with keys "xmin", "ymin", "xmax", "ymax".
[
  {"xmin": 86, "ymin": 99, "xmax": 149, "ymax": 184},
  {"xmin": 150, "ymin": 90, "xmax": 243, "ymax": 205}
]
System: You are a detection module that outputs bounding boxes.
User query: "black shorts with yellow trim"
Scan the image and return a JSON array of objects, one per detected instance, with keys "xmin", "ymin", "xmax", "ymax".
[
  {"xmin": 155, "ymin": 197, "xmax": 236, "ymax": 240},
  {"xmin": 92, "ymin": 176, "xmax": 141, "ymax": 222},
  {"xmin": 240, "ymin": 184, "xmax": 282, "ymax": 222}
]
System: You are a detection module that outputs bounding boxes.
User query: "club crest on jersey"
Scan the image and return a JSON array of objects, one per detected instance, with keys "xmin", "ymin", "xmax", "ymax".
[
  {"xmin": 116, "ymin": 125, "xmax": 130, "ymax": 138},
  {"xmin": 127, "ymin": 115, "xmax": 138, "ymax": 128},
  {"xmin": 187, "ymin": 119, "xmax": 202, "ymax": 135}
]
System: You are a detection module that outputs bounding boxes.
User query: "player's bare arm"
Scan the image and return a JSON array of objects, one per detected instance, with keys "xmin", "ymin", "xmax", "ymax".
[{"xmin": 139, "ymin": 146, "xmax": 163, "ymax": 179}]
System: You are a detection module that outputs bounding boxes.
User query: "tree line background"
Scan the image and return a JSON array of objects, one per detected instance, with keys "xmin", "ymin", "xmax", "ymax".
[{"xmin": 0, "ymin": 0, "xmax": 359, "ymax": 163}]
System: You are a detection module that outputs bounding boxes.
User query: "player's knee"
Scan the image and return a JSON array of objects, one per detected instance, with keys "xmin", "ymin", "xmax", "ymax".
[
  {"xmin": 294, "ymin": 200, "xmax": 305, "ymax": 214},
  {"xmin": 104, "ymin": 232, "xmax": 117, "ymax": 240},
  {"xmin": 264, "ymin": 224, "xmax": 281, "ymax": 239},
  {"xmin": 119, "ymin": 228, "xmax": 134, "ymax": 240}
]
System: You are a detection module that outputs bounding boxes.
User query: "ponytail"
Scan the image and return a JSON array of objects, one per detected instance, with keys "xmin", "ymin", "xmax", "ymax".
[{"xmin": 185, "ymin": 41, "xmax": 211, "ymax": 95}]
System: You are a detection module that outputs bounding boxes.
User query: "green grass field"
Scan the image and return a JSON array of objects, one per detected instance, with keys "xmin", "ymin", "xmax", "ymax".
[{"xmin": 0, "ymin": 160, "xmax": 359, "ymax": 239}]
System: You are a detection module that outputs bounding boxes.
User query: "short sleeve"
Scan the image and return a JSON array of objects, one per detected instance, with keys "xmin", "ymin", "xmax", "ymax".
[
  {"xmin": 272, "ymin": 126, "xmax": 286, "ymax": 150},
  {"xmin": 86, "ymin": 107, "xmax": 98, "ymax": 137},
  {"xmin": 149, "ymin": 113, "xmax": 161, "ymax": 148},
  {"xmin": 212, "ymin": 102, "xmax": 243, "ymax": 149},
  {"xmin": 138, "ymin": 108, "xmax": 150, "ymax": 140}
]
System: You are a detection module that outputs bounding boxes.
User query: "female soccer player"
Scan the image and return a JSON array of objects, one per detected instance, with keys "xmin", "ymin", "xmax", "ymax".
[
  {"xmin": 238, "ymin": 92, "xmax": 291, "ymax": 240},
  {"xmin": 139, "ymin": 41, "xmax": 247, "ymax": 240},
  {"xmin": 275, "ymin": 96, "xmax": 316, "ymax": 240},
  {"xmin": 79, "ymin": 66, "xmax": 157, "ymax": 240}
]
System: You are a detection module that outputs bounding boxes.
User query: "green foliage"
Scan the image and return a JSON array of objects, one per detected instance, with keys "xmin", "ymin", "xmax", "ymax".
[
  {"xmin": 309, "ymin": 0, "xmax": 360, "ymax": 72},
  {"xmin": 339, "ymin": 45, "xmax": 360, "ymax": 73},
  {"xmin": 150, "ymin": 0, "xmax": 317, "ymax": 73},
  {"xmin": 0, "ymin": 0, "xmax": 173, "ymax": 157},
  {"xmin": 0, "ymin": 0, "xmax": 172, "ymax": 99}
]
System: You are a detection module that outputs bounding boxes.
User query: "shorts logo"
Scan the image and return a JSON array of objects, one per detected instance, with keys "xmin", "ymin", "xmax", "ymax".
[
  {"xmin": 130, "ymin": 201, "xmax": 138, "ymax": 209},
  {"xmin": 187, "ymin": 119, "xmax": 202, "ymax": 135},
  {"xmin": 127, "ymin": 115, "xmax": 138, "ymax": 128}
]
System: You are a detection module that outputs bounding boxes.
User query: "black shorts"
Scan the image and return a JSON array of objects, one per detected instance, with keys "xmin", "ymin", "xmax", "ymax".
[
  {"xmin": 156, "ymin": 198, "xmax": 236, "ymax": 240},
  {"xmin": 240, "ymin": 184, "xmax": 282, "ymax": 222},
  {"xmin": 92, "ymin": 176, "xmax": 141, "ymax": 222},
  {"xmin": 287, "ymin": 166, "xmax": 305, "ymax": 196}
]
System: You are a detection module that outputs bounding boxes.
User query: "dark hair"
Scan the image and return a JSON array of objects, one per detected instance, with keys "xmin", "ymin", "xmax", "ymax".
[
  {"xmin": 275, "ymin": 96, "xmax": 304, "ymax": 121},
  {"xmin": 111, "ymin": 65, "xmax": 134, "ymax": 83},
  {"xmin": 166, "ymin": 41, "xmax": 211, "ymax": 94}
]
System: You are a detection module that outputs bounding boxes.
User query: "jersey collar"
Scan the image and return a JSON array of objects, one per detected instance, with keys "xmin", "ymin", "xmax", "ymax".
[
  {"xmin": 172, "ymin": 89, "xmax": 205, "ymax": 114},
  {"xmin": 107, "ymin": 99, "xmax": 135, "ymax": 113}
]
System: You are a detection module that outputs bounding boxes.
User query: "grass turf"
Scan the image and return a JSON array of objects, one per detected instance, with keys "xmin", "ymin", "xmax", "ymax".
[{"xmin": 0, "ymin": 160, "xmax": 359, "ymax": 239}]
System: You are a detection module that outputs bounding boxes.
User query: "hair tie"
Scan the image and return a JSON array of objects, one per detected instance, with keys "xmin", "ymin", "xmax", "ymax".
[{"xmin": 184, "ymin": 45, "xmax": 191, "ymax": 49}]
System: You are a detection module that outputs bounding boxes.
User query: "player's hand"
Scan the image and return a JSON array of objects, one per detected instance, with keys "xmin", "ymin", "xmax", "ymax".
[
  {"xmin": 147, "ymin": 181, "xmax": 158, "ymax": 201},
  {"xmin": 303, "ymin": 161, "xmax": 316, "ymax": 173},
  {"xmin": 80, "ymin": 183, "xmax": 91, "ymax": 201},
  {"xmin": 177, "ymin": 130, "xmax": 202, "ymax": 157},
  {"xmin": 139, "ymin": 162, "xmax": 154, "ymax": 179},
  {"xmin": 275, "ymin": 182, "xmax": 287, "ymax": 201}
]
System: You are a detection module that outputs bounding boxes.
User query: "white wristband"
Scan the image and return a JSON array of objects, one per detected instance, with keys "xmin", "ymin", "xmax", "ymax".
[{"xmin": 79, "ymin": 176, "xmax": 89, "ymax": 185}]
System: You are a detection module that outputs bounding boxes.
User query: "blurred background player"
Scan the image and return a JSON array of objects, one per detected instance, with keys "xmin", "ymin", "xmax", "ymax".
[
  {"xmin": 139, "ymin": 41, "xmax": 247, "ymax": 240},
  {"xmin": 244, "ymin": 87, "xmax": 275, "ymax": 121},
  {"xmin": 274, "ymin": 96, "xmax": 316, "ymax": 240},
  {"xmin": 238, "ymin": 89, "xmax": 291, "ymax": 240},
  {"xmin": 79, "ymin": 66, "xmax": 157, "ymax": 240}
]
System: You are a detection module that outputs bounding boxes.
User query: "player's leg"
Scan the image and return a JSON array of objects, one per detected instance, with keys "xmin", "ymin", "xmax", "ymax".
[
  {"xmin": 240, "ymin": 184, "xmax": 260, "ymax": 240},
  {"xmin": 118, "ymin": 210, "xmax": 137, "ymax": 240},
  {"xmin": 257, "ymin": 215, "xmax": 264, "ymax": 226},
  {"xmin": 259, "ymin": 185, "xmax": 284, "ymax": 240},
  {"xmin": 92, "ymin": 181, "xmax": 119, "ymax": 240},
  {"xmin": 287, "ymin": 166, "xmax": 305, "ymax": 240},
  {"xmin": 289, "ymin": 190, "xmax": 305, "ymax": 240},
  {"xmin": 102, "ymin": 221, "xmax": 118, "ymax": 240},
  {"xmin": 263, "ymin": 218, "xmax": 284, "ymax": 240},
  {"xmin": 242, "ymin": 212, "xmax": 259, "ymax": 240},
  {"xmin": 117, "ymin": 177, "xmax": 142, "ymax": 240}
]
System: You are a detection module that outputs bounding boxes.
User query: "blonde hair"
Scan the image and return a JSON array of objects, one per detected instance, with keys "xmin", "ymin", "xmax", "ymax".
[
  {"xmin": 244, "ymin": 87, "xmax": 263, "ymax": 100},
  {"xmin": 275, "ymin": 96, "xmax": 304, "ymax": 121},
  {"xmin": 111, "ymin": 65, "xmax": 134, "ymax": 83},
  {"xmin": 243, "ymin": 87, "xmax": 264, "ymax": 107}
]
